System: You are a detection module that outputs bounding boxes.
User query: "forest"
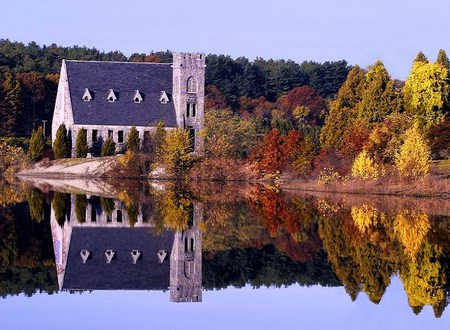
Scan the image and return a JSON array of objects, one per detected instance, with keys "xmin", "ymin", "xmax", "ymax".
[{"xmin": 1, "ymin": 38, "xmax": 450, "ymax": 185}]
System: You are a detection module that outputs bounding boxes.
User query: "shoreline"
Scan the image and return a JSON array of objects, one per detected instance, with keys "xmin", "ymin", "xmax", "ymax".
[{"xmin": 15, "ymin": 157, "xmax": 450, "ymax": 199}]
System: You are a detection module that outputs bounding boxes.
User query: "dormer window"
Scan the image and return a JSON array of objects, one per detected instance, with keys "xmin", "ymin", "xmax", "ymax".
[
  {"xmin": 82, "ymin": 88, "xmax": 93, "ymax": 102},
  {"xmin": 160, "ymin": 91, "xmax": 170, "ymax": 104},
  {"xmin": 133, "ymin": 90, "xmax": 144, "ymax": 103},
  {"xmin": 187, "ymin": 77, "xmax": 198, "ymax": 93},
  {"xmin": 107, "ymin": 89, "xmax": 118, "ymax": 102}
]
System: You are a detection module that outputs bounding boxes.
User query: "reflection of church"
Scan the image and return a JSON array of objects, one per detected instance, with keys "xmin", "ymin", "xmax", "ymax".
[{"xmin": 50, "ymin": 194, "xmax": 202, "ymax": 302}]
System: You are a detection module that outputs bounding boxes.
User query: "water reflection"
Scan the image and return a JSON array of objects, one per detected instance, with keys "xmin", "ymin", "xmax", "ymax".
[
  {"xmin": 1, "ymin": 179, "xmax": 450, "ymax": 317},
  {"xmin": 50, "ymin": 188, "xmax": 202, "ymax": 303}
]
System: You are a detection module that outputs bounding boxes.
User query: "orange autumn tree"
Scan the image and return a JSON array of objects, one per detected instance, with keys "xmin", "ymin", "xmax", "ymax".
[{"xmin": 251, "ymin": 128, "xmax": 303, "ymax": 176}]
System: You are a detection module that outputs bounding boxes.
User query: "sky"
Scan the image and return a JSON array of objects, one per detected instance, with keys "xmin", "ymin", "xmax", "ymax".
[
  {"xmin": 1, "ymin": 278, "xmax": 448, "ymax": 330},
  {"xmin": 1, "ymin": 0, "xmax": 450, "ymax": 80}
]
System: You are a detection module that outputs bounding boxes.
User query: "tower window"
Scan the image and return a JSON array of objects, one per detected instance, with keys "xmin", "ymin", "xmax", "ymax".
[
  {"xmin": 186, "ymin": 104, "xmax": 190, "ymax": 117},
  {"xmin": 192, "ymin": 104, "xmax": 196, "ymax": 117},
  {"xmin": 187, "ymin": 77, "xmax": 198, "ymax": 93}
]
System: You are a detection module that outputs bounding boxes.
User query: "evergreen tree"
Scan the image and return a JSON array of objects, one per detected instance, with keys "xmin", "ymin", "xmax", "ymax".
[
  {"xmin": 53, "ymin": 124, "xmax": 71, "ymax": 159},
  {"xmin": 320, "ymin": 66, "xmax": 365, "ymax": 150},
  {"xmin": 28, "ymin": 126, "xmax": 45, "ymax": 161},
  {"xmin": 414, "ymin": 51, "xmax": 429, "ymax": 64},
  {"xmin": 126, "ymin": 126, "xmax": 140, "ymax": 152},
  {"xmin": 101, "ymin": 137, "xmax": 116, "ymax": 156},
  {"xmin": 436, "ymin": 49, "xmax": 450, "ymax": 71},
  {"xmin": 75, "ymin": 129, "xmax": 88, "ymax": 158},
  {"xmin": 0, "ymin": 70, "xmax": 25, "ymax": 136},
  {"xmin": 357, "ymin": 61, "xmax": 397, "ymax": 126}
]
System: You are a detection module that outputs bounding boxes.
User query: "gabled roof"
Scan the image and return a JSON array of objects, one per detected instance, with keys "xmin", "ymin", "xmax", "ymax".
[
  {"xmin": 63, "ymin": 227, "xmax": 175, "ymax": 291},
  {"xmin": 65, "ymin": 61, "xmax": 177, "ymax": 127}
]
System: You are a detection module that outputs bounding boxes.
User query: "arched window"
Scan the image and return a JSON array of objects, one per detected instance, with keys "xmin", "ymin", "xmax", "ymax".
[{"xmin": 187, "ymin": 77, "xmax": 197, "ymax": 93}]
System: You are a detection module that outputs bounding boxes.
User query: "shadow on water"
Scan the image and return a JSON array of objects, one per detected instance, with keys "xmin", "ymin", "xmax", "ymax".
[{"xmin": 1, "ymin": 177, "xmax": 450, "ymax": 316}]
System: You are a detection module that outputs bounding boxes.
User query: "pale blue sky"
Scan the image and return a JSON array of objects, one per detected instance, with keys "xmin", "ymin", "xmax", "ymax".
[
  {"xmin": 1, "ymin": 0, "xmax": 449, "ymax": 79},
  {"xmin": 1, "ymin": 278, "xmax": 448, "ymax": 330}
]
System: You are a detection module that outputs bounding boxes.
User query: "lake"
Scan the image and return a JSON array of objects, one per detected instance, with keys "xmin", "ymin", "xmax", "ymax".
[{"xmin": 0, "ymin": 178, "xmax": 449, "ymax": 329}]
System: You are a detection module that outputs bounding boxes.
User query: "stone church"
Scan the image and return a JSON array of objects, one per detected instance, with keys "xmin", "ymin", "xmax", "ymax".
[{"xmin": 51, "ymin": 53, "xmax": 205, "ymax": 156}]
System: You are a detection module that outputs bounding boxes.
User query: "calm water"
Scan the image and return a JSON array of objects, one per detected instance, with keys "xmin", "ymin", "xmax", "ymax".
[{"xmin": 0, "ymin": 179, "xmax": 449, "ymax": 329}]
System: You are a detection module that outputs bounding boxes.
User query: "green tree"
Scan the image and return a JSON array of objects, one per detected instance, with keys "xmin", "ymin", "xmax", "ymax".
[
  {"xmin": 0, "ymin": 70, "xmax": 25, "ymax": 136},
  {"xmin": 162, "ymin": 128, "xmax": 193, "ymax": 177},
  {"xmin": 75, "ymin": 129, "xmax": 88, "ymax": 158},
  {"xmin": 28, "ymin": 127, "xmax": 45, "ymax": 161},
  {"xmin": 152, "ymin": 121, "xmax": 166, "ymax": 158},
  {"xmin": 53, "ymin": 124, "xmax": 71, "ymax": 159},
  {"xmin": 395, "ymin": 123, "xmax": 431, "ymax": 181},
  {"xmin": 403, "ymin": 59, "xmax": 449, "ymax": 129},
  {"xmin": 126, "ymin": 126, "xmax": 140, "ymax": 153},
  {"xmin": 320, "ymin": 66, "xmax": 365, "ymax": 150},
  {"xmin": 357, "ymin": 61, "xmax": 397, "ymax": 126},
  {"xmin": 101, "ymin": 137, "xmax": 116, "ymax": 156}
]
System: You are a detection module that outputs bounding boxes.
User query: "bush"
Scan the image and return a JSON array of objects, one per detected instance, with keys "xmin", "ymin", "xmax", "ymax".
[
  {"xmin": 53, "ymin": 124, "xmax": 71, "ymax": 159},
  {"xmin": 351, "ymin": 150, "xmax": 382, "ymax": 181},
  {"xmin": 28, "ymin": 127, "xmax": 45, "ymax": 161},
  {"xmin": 75, "ymin": 129, "xmax": 88, "ymax": 158},
  {"xmin": 101, "ymin": 137, "xmax": 116, "ymax": 156},
  {"xmin": 395, "ymin": 123, "xmax": 431, "ymax": 181}
]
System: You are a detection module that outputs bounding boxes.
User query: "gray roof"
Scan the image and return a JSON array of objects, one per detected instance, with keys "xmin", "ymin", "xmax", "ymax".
[
  {"xmin": 64, "ymin": 227, "xmax": 174, "ymax": 291},
  {"xmin": 66, "ymin": 61, "xmax": 177, "ymax": 127}
]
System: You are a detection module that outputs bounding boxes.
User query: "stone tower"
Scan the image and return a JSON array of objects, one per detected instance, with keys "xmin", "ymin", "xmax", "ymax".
[
  {"xmin": 169, "ymin": 203, "xmax": 203, "ymax": 302},
  {"xmin": 172, "ymin": 53, "xmax": 205, "ymax": 151}
]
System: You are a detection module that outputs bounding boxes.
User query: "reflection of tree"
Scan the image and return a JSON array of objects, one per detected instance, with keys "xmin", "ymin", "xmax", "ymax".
[
  {"xmin": 100, "ymin": 197, "xmax": 115, "ymax": 216},
  {"xmin": 319, "ymin": 210, "xmax": 362, "ymax": 301},
  {"xmin": 52, "ymin": 192, "xmax": 70, "ymax": 226},
  {"xmin": 400, "ymin": 240, "xmax": 446, "ymax": 316},
  {"xmin": 159, "ymin": 186, "xmax": 192, "ymax": 231},
  {"xmin": 394, "ymin": 210, "xmax": 430, "ymax": 260},
  {"xmin": 28, "ymin": 188, "xmax": 44, "ymax": 223},
  {"xmin": 118, "ymin": 191, "xmax": 139, "ymax": 228},
  {"xmin": 74, "ymin": 194, "xmax": 87, "ymax": 223}
]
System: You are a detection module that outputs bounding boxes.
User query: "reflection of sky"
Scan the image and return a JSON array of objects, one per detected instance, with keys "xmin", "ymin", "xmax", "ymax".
[{"xmin": 0, "ymin": 276, "xmax": 447, "ymax": 330}]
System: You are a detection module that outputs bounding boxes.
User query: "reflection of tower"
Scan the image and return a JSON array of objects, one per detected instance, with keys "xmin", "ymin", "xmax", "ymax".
[
  {"xmin": 49, "ymin": 199, "xmax": 73, "ymax": 291},
  {"xmin": 170, "ymin": 203, "xmax": 203, "ymax": 302}
]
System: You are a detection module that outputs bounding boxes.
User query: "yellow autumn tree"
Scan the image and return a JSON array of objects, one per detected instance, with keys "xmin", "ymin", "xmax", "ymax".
[
  {"xmin": 395, "ymin": 123, "xmax": 431, "ymax": 181},
  {"xmin": 403, "ymin": 57, "xmax": 449, "ymax": 130},
  {"xmin": 351, "ymin": 150, "xmax": 381, "ymax": 181}
]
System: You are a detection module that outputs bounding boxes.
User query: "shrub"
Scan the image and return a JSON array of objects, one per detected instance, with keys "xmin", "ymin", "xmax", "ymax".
[
  {"xmin": 75, "ymin": 129, "xmax": 88, "ymax": 158},
  {"xmin": 53, "ymin": 124, "xmax": 71, "ymax": 159},
  {"xmin": 395, "ymin": 123, "xmax": 431, "ymax": 181},
  {"xmin": 28, "ymin": 127, "xmax": 45, "ymax": 161},
  {"xmin": 101, "ymin": 137, "xmax": 116, "ymax": 156},
  {"xmin": 351, "ymin": 150, "xmax": 382, "ymax": 181}
]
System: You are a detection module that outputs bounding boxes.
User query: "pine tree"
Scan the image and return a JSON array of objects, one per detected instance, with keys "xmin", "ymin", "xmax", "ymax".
[
  {"xmin": 28, "ymin": 126, "xmax": 45, "ymax": 161},
  {"xmin": 75, "ymin": 129, "xmax": 88, "ymax": 158},
  {"xmin": 101, "ymin": 137, "xmax": 116, "ymax": 156},
  {"xmin": 320, "ymin": 66, "xmax": 365, "ymax": 150},
  {"xmin": 0, "ymin": 70, "xmax": 25, "ymax": 136},
  {"xmin": 357, "ymin": 61, "xmax": 397, "ymax": 126},
  {"xmin": 53, "ymin": 124, "xmax": 71, "ymax": 159},
  {"xmin": 436, "ymin": 49, "xmax": 450, "ymax": 71},
  {"xmin": 126, "ymin": 126, "xmax": 140, "ymax": 153},
  {"xmin": 414, "ymin": 51, "xmax": 429, "ymax": 64}
]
